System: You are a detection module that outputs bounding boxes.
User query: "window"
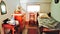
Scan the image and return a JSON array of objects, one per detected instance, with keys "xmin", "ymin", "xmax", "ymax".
[{"xmin": 27, "ymin": 5, "xmax": 40, "ymax": 12}]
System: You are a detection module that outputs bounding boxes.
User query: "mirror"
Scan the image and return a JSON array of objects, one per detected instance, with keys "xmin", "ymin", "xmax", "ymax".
[
  {"xmin": 54, "ymin": 0, "xmax": 59, "ymax": 4},
  {"xmin": 0, "ymin": 1, "xmax": 7, "ymax": 15}
]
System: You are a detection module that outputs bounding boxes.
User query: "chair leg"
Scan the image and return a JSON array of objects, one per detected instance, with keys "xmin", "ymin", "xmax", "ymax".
[
  {"xmin": 12, "ymin": 28, "xmax": 15, "ymax": 34},
  {"xmin": 3, "ymin": 28, "xmax": 5, "ymax": 34},
  {"xmin": 39, "ymin": 26, "xmax": 44, "ymax": 34}
]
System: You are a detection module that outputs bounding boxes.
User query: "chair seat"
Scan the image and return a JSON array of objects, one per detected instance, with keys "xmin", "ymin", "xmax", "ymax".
[{"xmin": 2, "ymin": 24, "xmax": 15, "ymax": 34}]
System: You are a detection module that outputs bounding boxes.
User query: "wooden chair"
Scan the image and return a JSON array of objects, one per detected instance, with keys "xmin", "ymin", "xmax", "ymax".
[{"xmin": 29, "ymin": 12, "xmax": 37, "ymax": 26}]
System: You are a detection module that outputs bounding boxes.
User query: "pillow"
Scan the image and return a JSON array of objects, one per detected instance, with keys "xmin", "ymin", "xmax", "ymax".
[{"xmin": 39, "ymin": 13, "xmax": 50, "ymax": 19}]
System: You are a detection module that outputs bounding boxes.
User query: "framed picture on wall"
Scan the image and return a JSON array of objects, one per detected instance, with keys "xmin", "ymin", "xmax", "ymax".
[{"xmin": 0, "ymin": 1, "xmax": 7, "ymax": 15}]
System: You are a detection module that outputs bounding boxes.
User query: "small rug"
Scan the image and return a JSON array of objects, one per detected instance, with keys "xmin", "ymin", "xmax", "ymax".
[{"xmin": 28, "ymin": 29, "xmax": 38, "ymax": 34}]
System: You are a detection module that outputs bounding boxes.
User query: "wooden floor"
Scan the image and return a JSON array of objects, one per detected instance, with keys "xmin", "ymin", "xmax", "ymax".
[{"xmin": 22, "ymin": 25, "xmax": 40, "ymax": 34}]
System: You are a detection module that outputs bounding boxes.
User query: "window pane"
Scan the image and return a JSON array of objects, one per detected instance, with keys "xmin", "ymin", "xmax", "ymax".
[{"xmin": 27, "ymin": 5, "xmax": 40, "ymax": 12}]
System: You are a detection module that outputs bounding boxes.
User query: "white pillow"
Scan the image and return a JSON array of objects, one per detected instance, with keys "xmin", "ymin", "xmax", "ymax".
[{"xmin": 39, "ymin": 13, "xmax": 50, "ymax": 18}]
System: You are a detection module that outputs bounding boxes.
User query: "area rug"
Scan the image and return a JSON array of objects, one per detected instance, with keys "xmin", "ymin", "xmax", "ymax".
[{"xmin": 28, "ymin": 29, "xmax": 38, "ymax": 34}]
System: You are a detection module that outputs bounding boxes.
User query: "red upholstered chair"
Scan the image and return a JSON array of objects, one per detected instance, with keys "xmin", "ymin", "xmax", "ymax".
[
  {"xmin": 14, "ymin": 14, "xmax": 25, "ymax": 34},
  {"xmin": 2, "ymin": 24, "xmax": 15, "ymax": 34}
]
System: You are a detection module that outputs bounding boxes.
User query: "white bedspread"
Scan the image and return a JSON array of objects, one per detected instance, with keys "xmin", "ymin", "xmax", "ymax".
[{"xmin": 38, "ymin": 17, "xmax": 59, "ymax": 29}]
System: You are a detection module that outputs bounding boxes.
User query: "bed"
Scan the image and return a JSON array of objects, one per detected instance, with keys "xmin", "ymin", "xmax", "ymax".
[{"xmin": 38, "ymin": 13, "xmax": 59, "ymax": 29}]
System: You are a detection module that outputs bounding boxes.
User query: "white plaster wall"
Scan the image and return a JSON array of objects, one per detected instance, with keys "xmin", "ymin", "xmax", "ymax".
[{"xmin": 20, "ymin": 0, "xmax": 51, "ymax": 13}]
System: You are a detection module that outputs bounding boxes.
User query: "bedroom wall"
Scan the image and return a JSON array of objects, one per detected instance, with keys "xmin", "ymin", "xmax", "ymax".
[
  {"xmin": 51, "ymin": 0, "xmax": 60, "ymax": 22},
  {"xmin": 20, "ymin": 0, "xmax": 51, "ymax": 13}
]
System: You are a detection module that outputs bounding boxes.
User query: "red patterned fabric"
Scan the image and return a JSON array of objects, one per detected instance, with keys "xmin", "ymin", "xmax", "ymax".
[
  {"xmin": 14, "ymin": 15, "xmax": 24, "ymax": 31},
  {"xmin": 14, "ymin": 16, "xmax": 22, "ymax": 23},
  {"xmin": 2, "ymin": 24, "xmax": 15, "ymax": 34}
]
